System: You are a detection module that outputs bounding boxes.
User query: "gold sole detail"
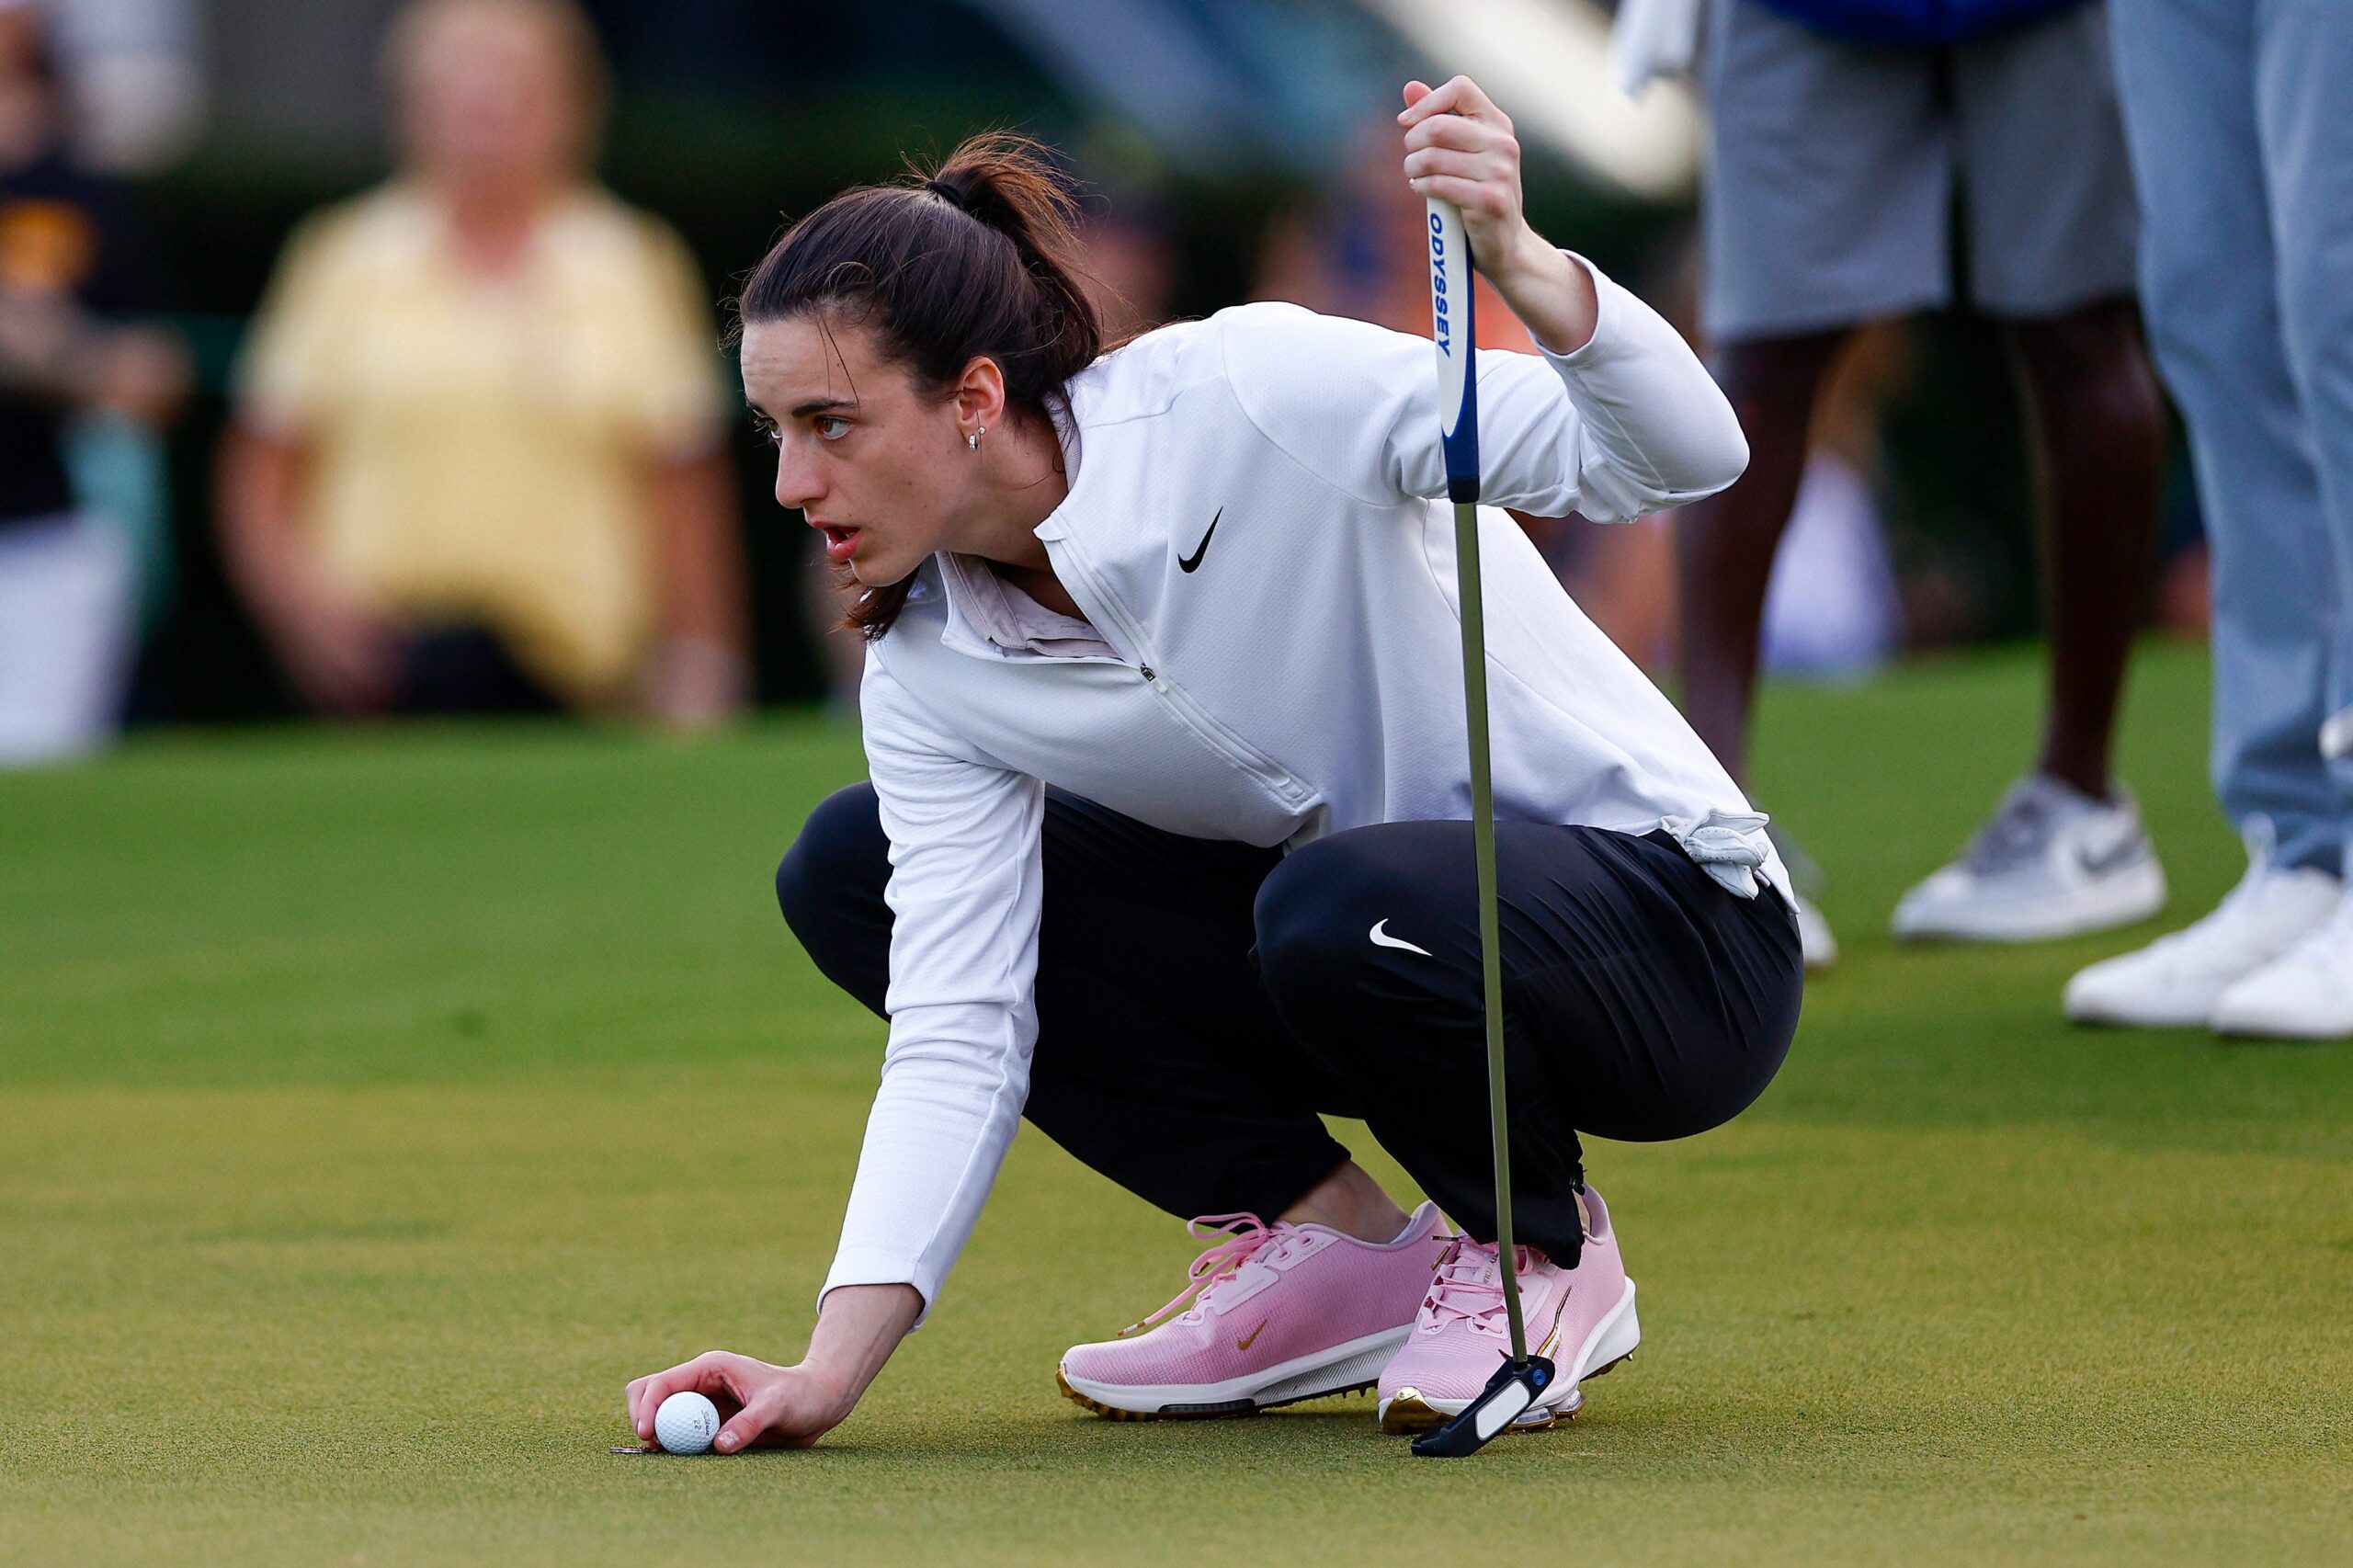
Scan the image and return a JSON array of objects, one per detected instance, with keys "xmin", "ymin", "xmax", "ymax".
[
  {"xmin": 1375, "ymin": 1352, "xmax": 1636, "ymax": 1437},
  {"xmin": 1377, "ymin": 1390, "xmax": 1446, "ymax": 1434},
  {"xmin": 1379, "ymin": 1387, "xmax": 1568, "ymax": 1436}
]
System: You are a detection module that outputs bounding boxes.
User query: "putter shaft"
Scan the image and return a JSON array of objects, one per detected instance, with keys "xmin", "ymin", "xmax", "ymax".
[{"xmin": 1450, "ymin": 490, "xmax": 1527, "ymax": 1367}]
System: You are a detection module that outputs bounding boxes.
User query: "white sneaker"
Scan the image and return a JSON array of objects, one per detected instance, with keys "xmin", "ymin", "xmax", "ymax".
[
  {"xmin": 2211, "ymin": 890, "xmax": 2353, "ymax": 1040},
  {"xmin": 1893, "ymin": 776, "xmax": 2165, "ymax": 943},
  {"xmin": 2063, "ymin": 838, "xmax": 2340, "ymax": 1028},
  {"xmin": 1794, "ymin": 893, "xmax": 1839, "ymax": 970}
]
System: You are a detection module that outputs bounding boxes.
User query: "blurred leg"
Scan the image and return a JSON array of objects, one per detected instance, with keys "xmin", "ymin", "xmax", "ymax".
[
  {"xmin": 1690, "ymin": 0, "xmax": 1948, "ymax": 785},
  {"xmin": 2006, "ymin": 299, "xmax": 2166, "ymax": 799},
  {"xmin": 1674, "ymin": 330, "xmax": 1848, "ymax": 775},
  {"xmin": 2110, "ymin": 0, "xmax": 2338, "ymax": 870},
  {"xmin": 2259, "ymin": 0, "xmax": 2353, "ymax": 856},
  {"xmin": 1954, "ymin": 4, "xmax": 2155, "ymax": 801},
  {"xmin": 2195, "ymin": 15, "xmax": 2353, "ymax": 1037}
]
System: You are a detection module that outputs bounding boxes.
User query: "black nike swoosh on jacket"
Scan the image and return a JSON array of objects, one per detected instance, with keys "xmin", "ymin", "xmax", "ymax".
[{"xmin": 1178, "ymin": 508, "xmax": 1221, "ymax": 573}]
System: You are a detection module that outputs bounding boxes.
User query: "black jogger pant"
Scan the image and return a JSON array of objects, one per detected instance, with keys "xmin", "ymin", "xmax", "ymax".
[{"xmin": 776, "ymin": 784, "xmax": 1803, "ymax": 1266}]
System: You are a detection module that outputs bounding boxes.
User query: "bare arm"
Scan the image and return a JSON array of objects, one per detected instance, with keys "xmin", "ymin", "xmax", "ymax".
[
  {"xmin": 216, "ymin": 421, "xmax": 309, "ymax": 622},
  {"xmin": 216, "ymin": 420, "xmax": 399, "ymax": 713},
  {"xmin": 641, "ymin": 449, "xmax": 750, "ymax": 727}
]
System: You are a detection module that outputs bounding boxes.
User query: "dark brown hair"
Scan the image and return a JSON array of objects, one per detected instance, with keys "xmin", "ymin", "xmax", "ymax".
[{"xmin": 737, "ymin": 133, "xmax": 1105, "ymax": 639}]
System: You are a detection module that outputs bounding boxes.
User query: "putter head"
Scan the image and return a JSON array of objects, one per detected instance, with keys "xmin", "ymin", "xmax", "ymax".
[{"xmin": 1407, "ymin": 1355, "xmax": 1557, "ymax": 1459}]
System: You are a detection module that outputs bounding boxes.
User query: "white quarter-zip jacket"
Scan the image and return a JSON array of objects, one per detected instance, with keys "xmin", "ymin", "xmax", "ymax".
[{"xmin": 823, "ymin": 257, "xmax": 1781, "ymax": 1321}]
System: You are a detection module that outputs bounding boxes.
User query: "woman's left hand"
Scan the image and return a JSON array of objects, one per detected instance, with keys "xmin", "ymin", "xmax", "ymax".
[
  {"xmin": 1398, "ymin": 75, "xmax": 1599, "ymax": 356},
  {"xmin": 1398, "ymin": 76, "xmax": 1540, "ymax": 287}
]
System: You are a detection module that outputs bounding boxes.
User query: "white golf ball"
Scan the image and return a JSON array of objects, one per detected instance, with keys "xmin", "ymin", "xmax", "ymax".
[{"xmin": 654, "ymin": 1390, "xmax": 721, "ymax": 1455}]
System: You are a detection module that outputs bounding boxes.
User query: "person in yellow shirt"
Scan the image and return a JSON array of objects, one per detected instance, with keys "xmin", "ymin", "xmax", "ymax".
[{"xmin": 218, "ymin": 0, "xmax": 745, "ymax": 722}]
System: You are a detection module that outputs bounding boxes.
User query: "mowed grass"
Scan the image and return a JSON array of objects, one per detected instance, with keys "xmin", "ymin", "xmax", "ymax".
[{"xmin": 2, "ymin": 642, "xmax": 2347, "ymax": 1566}]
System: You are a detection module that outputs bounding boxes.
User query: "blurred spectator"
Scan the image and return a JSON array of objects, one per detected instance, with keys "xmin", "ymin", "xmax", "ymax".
[
  {"xmin": 218, "ymin": 0, "xmax": 745, "ymax": 725},
  {"xmin": 2063, "ymin": 2, "xmax": 2353, "ymax": 1039},
  {"xmin": 0, "ymin": 0, "xmax": 188, "ymax": 766},
  {"xmin": 44, "ymin": 0, "xmax": 205, "ymax": 174},
  {"xmin": 1649, "ymin": 0, "xmax": 2167, "ymax": 964},
  {"xmin": 1759, "ymin": 323, "xmax": 1908, "ymax": 679}
]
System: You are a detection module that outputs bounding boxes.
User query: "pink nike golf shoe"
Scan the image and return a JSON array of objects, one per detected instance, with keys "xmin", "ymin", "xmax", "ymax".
[
  {"xmin": 1378, "ymin": 1187, "xmax": 1640, "ymax": 1433},
  {"xmin": 1057, "ymin": 1203, "xmax": 1451, "ymax": 1419}
]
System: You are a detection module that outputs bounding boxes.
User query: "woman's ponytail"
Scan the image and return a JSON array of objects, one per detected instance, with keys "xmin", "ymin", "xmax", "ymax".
[{"xmin": 919, "ymin": 135, "xmax": 1103, "ymax": 392}]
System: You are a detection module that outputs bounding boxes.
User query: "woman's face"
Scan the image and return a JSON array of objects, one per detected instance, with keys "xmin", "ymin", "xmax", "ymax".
[
  {"xmin": 740, "ymin": 314, "xmax": 981, "ymax": 588},
  {"xmin": 400, "ymin": 9, "xmax": 582, "ymax": 193}
]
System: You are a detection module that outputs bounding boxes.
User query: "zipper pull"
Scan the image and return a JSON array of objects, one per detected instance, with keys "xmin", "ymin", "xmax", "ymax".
[{"xmin": 1140, "ymin": 665, "xmax": 1156, "ymax": 682}]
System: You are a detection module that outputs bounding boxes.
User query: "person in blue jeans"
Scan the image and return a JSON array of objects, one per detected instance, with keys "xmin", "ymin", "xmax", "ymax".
[{"xmin": 2065, "ymin": 0, "xmax": 2353, "ymax": 1040}]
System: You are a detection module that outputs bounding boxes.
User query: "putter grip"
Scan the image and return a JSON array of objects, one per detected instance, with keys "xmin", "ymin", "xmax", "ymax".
[{"xmin": 1426, "ymin": 198, "xmax": 1480, "ymax": 503}]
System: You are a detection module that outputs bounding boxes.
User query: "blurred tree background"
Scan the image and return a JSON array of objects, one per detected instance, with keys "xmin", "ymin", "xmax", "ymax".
[{"xmin": 119, "ymin": 0, "xmax": 2052, "ymax": 724}]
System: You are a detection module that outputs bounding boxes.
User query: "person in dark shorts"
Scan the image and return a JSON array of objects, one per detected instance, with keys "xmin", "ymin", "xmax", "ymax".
[{"xmin": 1675, "ymin": 0, "xmax": 2168, "ymax": 963}]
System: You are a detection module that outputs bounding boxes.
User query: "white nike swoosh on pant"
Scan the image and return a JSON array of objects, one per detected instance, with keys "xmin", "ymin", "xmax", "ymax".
[{"xmin": 1370, "ymin": 919, "xmax": 1432, "ymax": 957}]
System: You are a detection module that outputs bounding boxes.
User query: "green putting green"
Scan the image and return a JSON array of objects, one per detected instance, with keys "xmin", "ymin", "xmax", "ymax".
[{"xmin": 2, "ymin": 642, "xmax": 2347, "ymax": 1565}]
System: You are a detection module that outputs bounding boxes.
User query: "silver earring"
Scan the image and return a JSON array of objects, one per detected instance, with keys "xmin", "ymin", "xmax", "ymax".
[{"xmin": 967, "ymin": 426, "xmax": 986, "ymax": 451}]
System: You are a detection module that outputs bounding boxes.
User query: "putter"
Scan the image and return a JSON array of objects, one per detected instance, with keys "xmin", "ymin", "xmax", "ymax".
[{"xmin": 1409, "ymin": 195, "xmax": 1557, "ymax": 1460}]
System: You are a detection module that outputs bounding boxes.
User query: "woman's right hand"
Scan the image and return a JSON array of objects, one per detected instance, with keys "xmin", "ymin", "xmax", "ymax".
[
  {"xmin": 627, "ymin": 1284, "xmax": 921, "ymax": 1453},
  {"xmin": 625, "ymin": 1351, "xmax": 851, "ymax": 1453}
]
